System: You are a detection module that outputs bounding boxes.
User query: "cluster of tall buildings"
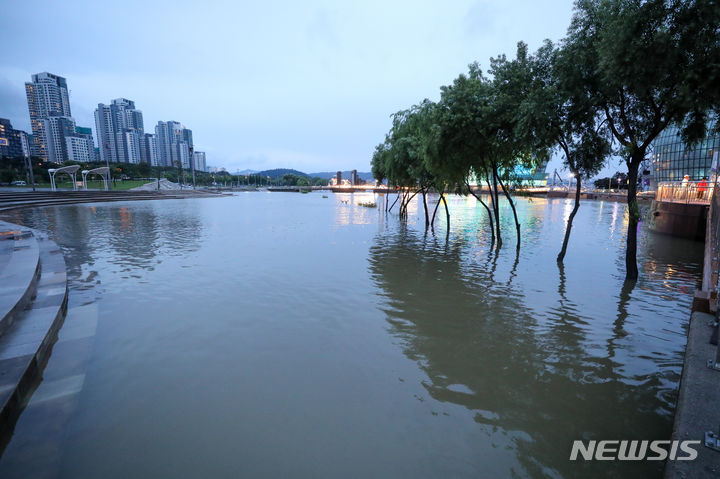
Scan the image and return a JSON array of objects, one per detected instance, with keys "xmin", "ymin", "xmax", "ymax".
[
  {"xmin": 24, "ymin": 72, "xmax": 96, "ymax": 164},
  {"xmin": 0, "ymin": 71, "xmax": 208, "ymax": 173}
]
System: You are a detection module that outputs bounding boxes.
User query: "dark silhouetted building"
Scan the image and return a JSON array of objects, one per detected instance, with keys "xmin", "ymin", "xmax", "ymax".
[{"xmin": 0, "ymin": 118, "xmax": 30, "ymax": 159}]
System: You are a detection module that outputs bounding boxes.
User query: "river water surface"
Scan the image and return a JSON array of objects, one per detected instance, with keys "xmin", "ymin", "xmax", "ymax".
[{"xmin": 0, "ymin": 192, "xmax": 703, "ymax": 478}]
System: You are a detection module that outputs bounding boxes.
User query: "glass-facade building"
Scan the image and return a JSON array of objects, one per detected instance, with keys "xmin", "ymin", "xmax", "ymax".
[
  {"xmin": 469, "ymin": 159, "xmax": 549, "ymax": 187},
  {"xmin": 513, "ymin": 159, "xmax": 549, "ymax": 186},
  {"xmin": 652, "ymin": 124, "xmax": 719, "ymax": 182}
]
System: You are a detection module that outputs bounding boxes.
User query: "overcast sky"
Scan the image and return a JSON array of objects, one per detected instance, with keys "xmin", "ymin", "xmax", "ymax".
[{"xmin": 0, "ymin": 0, "xmax": 615, "ymax": 175}]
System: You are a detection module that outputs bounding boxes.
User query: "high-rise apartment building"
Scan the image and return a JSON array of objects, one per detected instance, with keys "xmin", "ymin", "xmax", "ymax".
[
  {"xmin": 0, "ymin": 118, "xmax": 30, "ymax": 159},
  {"xmin": 155, "ymin": 121, "xmax": 193, "ymax": 168},
  {"xmin": 193, "ymin": 151, "xmax": 206, "ymax": 172},
  {"xmin": 25, "ymin": 72, "xmax": 73, "ymax": 161},
  {"xmin": 43, "ymin": 116, "xmax": 76, "ymax": 164},
  {"xmin": 66, "ymin": 126, "xmax": 97, "ymax": 163},
  {"xmin": 95, "ymin": 98, "xmax": 145, "ymax": 164},
  {"xmin": 140, "ymin": 133, "xmax": 159, "ymax": 166}
]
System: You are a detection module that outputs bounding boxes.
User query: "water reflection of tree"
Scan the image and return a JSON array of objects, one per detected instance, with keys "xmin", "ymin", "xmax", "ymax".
[{"xmin": 369, "ymin": 230, "xmax": 669, "ymax": 478}]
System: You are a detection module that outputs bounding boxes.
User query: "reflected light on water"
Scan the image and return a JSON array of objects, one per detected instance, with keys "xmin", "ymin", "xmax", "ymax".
[{"xmin": 0, "ymin": 192, "xmax": 703, "ymax": 479}]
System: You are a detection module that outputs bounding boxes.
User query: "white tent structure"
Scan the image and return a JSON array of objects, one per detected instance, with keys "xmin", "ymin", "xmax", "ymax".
[
  {"xmin": 82, "ymin": 167, "xmax": 110, "ymax": 191},
  {"xmin": 48, "ymin": 165, "xmax": 80, "ymax": 191}
]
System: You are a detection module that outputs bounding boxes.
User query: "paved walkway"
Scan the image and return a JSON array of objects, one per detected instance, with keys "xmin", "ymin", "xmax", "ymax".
[{"xmin": 666, "ymin": 311, "xmax": 720, "ymax": 478}]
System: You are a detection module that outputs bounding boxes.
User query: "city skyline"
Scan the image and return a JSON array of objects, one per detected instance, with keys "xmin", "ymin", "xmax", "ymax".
[
  {"xmin": 0, "ymin": 0, "xmax": 584, "ymax": 174},
  {"xmin": 24, "ymin": 72, "xmax": 97, "ymax": 165},
  {"xmin": 12, "ymin": 71, "xmax": 210, "ymax": 171}
]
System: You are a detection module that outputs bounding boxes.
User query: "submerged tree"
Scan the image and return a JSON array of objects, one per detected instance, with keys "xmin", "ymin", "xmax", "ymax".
[
  {"xmin": 488, "ymin": 43, "xmax": 543, "ymax": 251},
  {"xmin": 371, "ymin": 102, "xmax": 444, "ymax": 229},
  {"xmin": 397, "ymin": 101, "xmax": 442, "ymax": 228},
  {"xmin": 432, "ymin": 65, "xmax": 503, "ymax": 246},
  {"xmin": 433, "ymin": 51, "xmax": 541, "ymax": 251},
  {"xmin": 522, "ymin": 40, "xmax": 610, "ymax": 263},
  {"xmin": 565, "ymin": 0, "xmax": 720, "ymax": 280}
]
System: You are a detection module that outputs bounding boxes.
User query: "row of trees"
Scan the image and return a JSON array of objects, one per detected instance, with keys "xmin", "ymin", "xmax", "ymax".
[
  {"xmin": 372, "ymin": 0, "xmax": 719, "ymax": 280},
  {"xmin": 594, "ymin": 172, "xmax": 630, "ymax": 190},
  {"xmin": 277, "ymin": 173, "xmax": 328, "ymax": 186},
  {"xmin": 0, "ymin": 156, "xmax": 334, "ymax": 188},
  {"xmin": 0, "ymin": 156, "xmax": 239, "ymax": 187}
]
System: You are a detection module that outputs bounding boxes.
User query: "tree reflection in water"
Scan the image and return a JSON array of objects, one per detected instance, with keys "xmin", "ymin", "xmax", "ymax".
[{"xmin": 368, "ymin": 226, "xmax": 690, "ymax": 478}]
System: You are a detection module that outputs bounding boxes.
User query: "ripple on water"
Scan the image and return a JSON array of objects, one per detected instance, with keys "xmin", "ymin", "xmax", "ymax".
[{"xmin": 0, "ymin": 194, "xmax": 703, "ymax": 479}]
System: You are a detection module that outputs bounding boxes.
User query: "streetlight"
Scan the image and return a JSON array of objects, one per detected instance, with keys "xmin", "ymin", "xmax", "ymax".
[
  {"xmin": 23, "ymin": 154, "xmax": 35, "ymax": 192},
  {"xmin": 103, "ymin": 142, "xmax": 112, "ymax": 190}
]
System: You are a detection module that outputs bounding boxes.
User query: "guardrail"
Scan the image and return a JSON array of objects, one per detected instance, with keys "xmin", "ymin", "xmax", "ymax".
[{"xmin": 656, "ymin": 181, "xmax": 714, "ymax": 204}]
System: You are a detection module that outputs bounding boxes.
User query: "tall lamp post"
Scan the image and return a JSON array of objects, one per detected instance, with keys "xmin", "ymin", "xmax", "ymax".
[
  {"xmin": 23, "ymin": 154, "xmax": 35, "ymax": 192},
  {"xmin": 21, "ymin": 133, "xmax": 35, "ymax": 191},
  {"xmin": 104, "ymin": 142, "xmax": 112, "ymax": 190}
]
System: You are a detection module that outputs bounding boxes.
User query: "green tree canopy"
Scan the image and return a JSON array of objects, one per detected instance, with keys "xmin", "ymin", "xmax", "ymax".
[{"xmin": 565, "ymin": 0, "xmax": 720, "ymax": 279}]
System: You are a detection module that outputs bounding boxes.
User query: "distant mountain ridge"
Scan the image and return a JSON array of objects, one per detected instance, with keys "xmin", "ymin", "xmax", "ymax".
[
  {"xmin": 254, "ymin": 168, "xmax": 308, "ymax": 179},
  {"xmin": 308, "ymin": 171, "xmax": 374, "ymax": 181}
]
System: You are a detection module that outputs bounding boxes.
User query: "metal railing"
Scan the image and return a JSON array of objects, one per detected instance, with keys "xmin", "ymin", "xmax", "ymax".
[{"xmin": 656, "ymin": 181, "xmax": 714, "ymax": 204}]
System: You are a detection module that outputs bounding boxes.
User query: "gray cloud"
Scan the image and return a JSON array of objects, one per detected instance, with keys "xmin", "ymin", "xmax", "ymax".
[
  {"xmin": 0, "ymin": 76, "xmax": 30, "ymax": 131},
  {"xmin": 0, "ymin": 0, "xmax": 576, "ymax": 172}
]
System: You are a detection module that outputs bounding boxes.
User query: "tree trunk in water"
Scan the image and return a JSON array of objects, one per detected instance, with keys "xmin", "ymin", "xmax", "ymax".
[
  {"xmin": 431, "ymin": 190, "xmax": 442, "ymax": 228},
  {"xmin": 488, "ymin": 174, "xmax": 502, "ymax": 248},
  {"xmin": 467, "ymin": 183, "xmax": 495, "ymax": 246},
  {"xmin": 422, "ymin": 188, "xmax": 429, "ymax": 229},
  {"xmin": 557, "ymin": 175, "xmax": 581, "ymax": 263},
  {"xmin": 485, "ymin": 178, "xmax": 502, "ymax": 248},
  {"xmin": 625, "ymin": 154, "xmax": 642, "ymax": 280},
  {"xmin": 497, "ymin": 173, "xmax": 521, "ymax": 250},
  {"xmin": 400, "ymin": 190, "xmax": 419, "ymax": 218},
  {"xmin": 441, "ymin": 193, "xmax": 450, "ymax": 235},
  {"xmin": 407, "ymin": 190, "xmax": 419, "ymax": 215},
  {"xmin": 388, "ymin": 190, "xmax": 400, "ymax": 212}
]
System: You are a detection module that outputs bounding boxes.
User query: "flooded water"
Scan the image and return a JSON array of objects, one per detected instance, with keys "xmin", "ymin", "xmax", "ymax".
[{"xmin": 0, "ymin": 192, "xmax": 703, "ymax": 478}]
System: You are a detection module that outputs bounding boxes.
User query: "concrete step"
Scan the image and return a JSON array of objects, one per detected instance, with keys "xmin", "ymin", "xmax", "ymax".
[
  {"xmin": 0, "ymin": 190, "xmax": 226, "ymax": 212},
  {"xmin": 0, "ymin": 195, "xmax": 178, "ymax": 204},
  {"xmin": 0, "ymin": 222, "xmax": 41, "ymax": 337},
  {"xmin": 0, "ymin": 230, "xmax": 68, "ymax": 433},
  {"xmin": 0, "ymin": 190, "xmax": 188, "ymax": 197},
  {"xmin": 0, "ymin": 193, "xmax": 170, "ymax": 201},
  {"xmin": 0, "ymin": 196, "xmax": 190, "ymax": 213}
]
